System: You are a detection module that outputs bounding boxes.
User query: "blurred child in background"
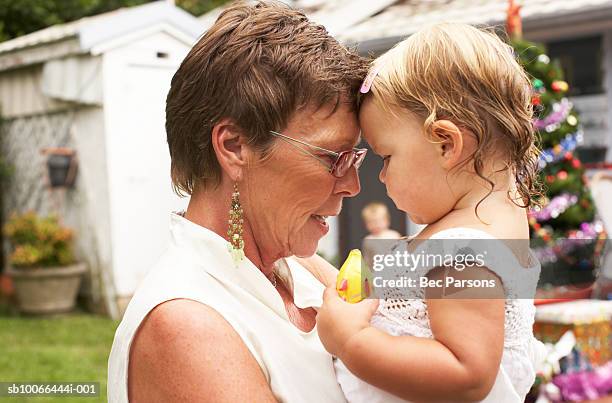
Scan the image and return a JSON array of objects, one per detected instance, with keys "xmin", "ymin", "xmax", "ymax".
[{"xmin": 361, "ymin": 202, "xmax": 401, "ymax": 268}]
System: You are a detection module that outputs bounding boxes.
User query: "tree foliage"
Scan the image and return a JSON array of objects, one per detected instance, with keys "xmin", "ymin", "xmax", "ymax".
[{"xmin": 0, "ymin": 0, "xmax": 230, "ymax": 42}]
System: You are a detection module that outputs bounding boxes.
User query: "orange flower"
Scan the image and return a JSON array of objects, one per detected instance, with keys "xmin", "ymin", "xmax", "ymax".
[{"xmin": 5, "ymin": 211, "xmax": 75, "ymax": 268}]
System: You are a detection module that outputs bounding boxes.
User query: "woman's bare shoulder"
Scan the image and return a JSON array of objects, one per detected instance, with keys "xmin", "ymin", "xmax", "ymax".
[{"xmin": 128, "ymin": 299, "xmax": 276, "ymax": 402}]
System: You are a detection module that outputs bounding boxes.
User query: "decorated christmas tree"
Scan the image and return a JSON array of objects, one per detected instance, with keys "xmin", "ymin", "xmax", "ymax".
[
  {"xmin": 514, "ymin": 41, "xmax": 597, "ymax": 237},
  {"xmin": 507, "ymin": 0, "xmax": 605, "ymax": 284}
]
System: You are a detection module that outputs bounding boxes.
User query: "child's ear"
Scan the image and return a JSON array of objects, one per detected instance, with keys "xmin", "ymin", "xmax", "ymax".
[
  {"xmin": 211, "ymin": 118, "xmax": 248, "ymax": 182},
  {"xmin": 430, "ymin": 120, "xmax": 464, "ymax": 170}
]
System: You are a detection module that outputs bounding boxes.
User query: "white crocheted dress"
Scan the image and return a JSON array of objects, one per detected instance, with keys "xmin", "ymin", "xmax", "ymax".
[{"xmin": 335, "ymin": 227, "xmax": 546, "ymax": 403}]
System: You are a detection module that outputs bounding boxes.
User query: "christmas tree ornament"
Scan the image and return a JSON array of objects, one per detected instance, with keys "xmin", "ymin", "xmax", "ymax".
[
  {"xmin": 538, "ymin": 54, "xmax": 550, "ymax": 64},
  {"xmin": 552, "ymin": 81, "xmax": 569, "ymax": 92},
  {"xmin": 533, "ymin": 78, "xmax": 544, "ymax": 90},
  {"xmin": 567, "ymin": 115, "xmax": 578, "ymax": 126}
]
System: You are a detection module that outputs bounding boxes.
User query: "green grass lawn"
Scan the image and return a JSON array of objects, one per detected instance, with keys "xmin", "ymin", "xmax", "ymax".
[{"xmin": 0, "ymin": 303, "xmax": 119, "ymax": 402}]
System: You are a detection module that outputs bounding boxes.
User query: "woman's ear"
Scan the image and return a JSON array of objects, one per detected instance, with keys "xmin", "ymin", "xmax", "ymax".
[
  {"xmin": 431, "ymin": 120, "xmax": 464, "ymax": 170},
  {"xmin": 211, "ymin": 118, "xmax": 248, "ymax": 181}
]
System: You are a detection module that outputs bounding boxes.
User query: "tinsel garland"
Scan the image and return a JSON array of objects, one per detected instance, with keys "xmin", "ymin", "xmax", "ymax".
[
  {"xmin": 538, "ymin": 131, "xmax": 583, "ymax": 169},
  {"xmin": 533, "ymin": 221, "xmax": 606, "ymax": 265},
  {"xmin": 534, "ymin": 98, "xmax": 572, "ymax": 131},
  {"xmin": 531, "ymin": 193, "xmax": 578, "ymax": 222}
]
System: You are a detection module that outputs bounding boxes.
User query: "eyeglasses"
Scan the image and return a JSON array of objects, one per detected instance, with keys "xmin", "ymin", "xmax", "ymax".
[{"xmin": 269, "ymin": 130, "xmax": 367, "ymax": 178}]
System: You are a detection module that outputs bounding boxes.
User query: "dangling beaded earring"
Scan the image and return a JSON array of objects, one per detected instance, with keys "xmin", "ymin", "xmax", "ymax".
[{"xmin": 227, "ymin": 182, "xmax": 244, "ymax": 266}]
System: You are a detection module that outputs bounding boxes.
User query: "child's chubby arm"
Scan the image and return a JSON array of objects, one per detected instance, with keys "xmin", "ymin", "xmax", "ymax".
[
  {"xmin": 316, "ymin": 266, "xmax": 505, "ymax": 402},
  {"xmin": 291, "ymin": 254, "xmax": 338, "ymax": 288}
]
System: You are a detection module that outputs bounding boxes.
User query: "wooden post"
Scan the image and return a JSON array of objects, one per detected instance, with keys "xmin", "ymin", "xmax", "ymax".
[
  {"xmin": 0, "ymin": 114, "xmax": 5, "ymax": 276},
  {"xmin": 507, "ymin": 0, "xmax": 523, "ymax": 40}
]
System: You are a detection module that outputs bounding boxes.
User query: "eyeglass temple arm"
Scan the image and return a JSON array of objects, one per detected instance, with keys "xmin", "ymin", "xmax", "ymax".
[
  {"xmin": 269, "ymin": 131, "xmax": 340, "ymax": 157},
  {"xmin": 271, "ymin": 132, "xmax": 334, "ymax": 171}
]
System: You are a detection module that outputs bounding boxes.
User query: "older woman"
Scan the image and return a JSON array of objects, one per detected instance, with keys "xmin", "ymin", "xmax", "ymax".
[{"xmin": 107, "ymin": 1, "xmax": 368, "ymax": 402}]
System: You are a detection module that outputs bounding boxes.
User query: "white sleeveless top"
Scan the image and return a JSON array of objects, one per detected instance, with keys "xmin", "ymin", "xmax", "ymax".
[
  {"xmin": 335, "ymin": 228, "xmax": 547, "ymax": 403},
  {"xmin": 107, "ymin": 213, "xmax": 346, "ymax": 403}
]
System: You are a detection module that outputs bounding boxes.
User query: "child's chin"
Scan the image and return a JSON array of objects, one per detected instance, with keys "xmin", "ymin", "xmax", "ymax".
[{"xmin": 407, "ymin": 213, "xmax": 427, "ymax": 225}]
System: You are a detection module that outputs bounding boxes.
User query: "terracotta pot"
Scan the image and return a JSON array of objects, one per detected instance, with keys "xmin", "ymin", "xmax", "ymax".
[
  {"xmin": 0, "ymin": 273, "xmax": 14, "ymax": 297},
  {"xmin": 6, "ymin": 263, "xmax": 86, "ymax": 314}
]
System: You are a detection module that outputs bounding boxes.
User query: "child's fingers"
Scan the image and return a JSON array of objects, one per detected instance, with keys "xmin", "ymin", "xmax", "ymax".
[
  {"xmin": 322, "ymin": 286, "xmax": 379, "ymax": 315},
  {"xmin": 322, "ymin": 286, "xmax": 341, "ymax": 303},
  {"xmin": 363, "ymin": 297, "xmax": 380, "ymax": 315}
]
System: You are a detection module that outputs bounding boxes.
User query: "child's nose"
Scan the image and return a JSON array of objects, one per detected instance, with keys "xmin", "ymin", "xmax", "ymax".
[{"xmin": 379, "ymin": 165, "xmax": 387, "ymax": 184}]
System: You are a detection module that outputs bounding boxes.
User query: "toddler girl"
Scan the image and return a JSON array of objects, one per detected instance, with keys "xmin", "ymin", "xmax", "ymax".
[{"xmin": 311, "ymin": 23, "xmax": 545, "ymax": 403}]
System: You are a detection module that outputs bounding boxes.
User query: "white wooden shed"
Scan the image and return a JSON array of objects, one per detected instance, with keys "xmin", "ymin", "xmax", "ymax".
[{"xmin": 0, "ymin": 1, "xmax": 203, "ymax": 318}]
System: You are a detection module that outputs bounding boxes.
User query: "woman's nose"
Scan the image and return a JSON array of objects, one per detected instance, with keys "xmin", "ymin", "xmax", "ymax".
[{"xmin": 334, "ymin": 167, "xmax": 361, "ymax": 197}]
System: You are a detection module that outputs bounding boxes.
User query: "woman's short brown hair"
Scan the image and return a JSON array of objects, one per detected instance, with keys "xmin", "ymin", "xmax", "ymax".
[{"xmin": 166, "ymin": 0, "xmax": 368, "ymax": 196}]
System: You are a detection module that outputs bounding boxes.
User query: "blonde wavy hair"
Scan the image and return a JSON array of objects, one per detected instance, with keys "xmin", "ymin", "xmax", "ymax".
[{"xmin": 365, "ymin": 23, "xmax": 542, "ymax": 210}]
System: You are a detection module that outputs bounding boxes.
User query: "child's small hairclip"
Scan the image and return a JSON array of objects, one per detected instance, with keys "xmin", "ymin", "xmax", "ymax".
[{"xmin": 360, "ymin": 63, "xmax": 383, "ymax": 94}]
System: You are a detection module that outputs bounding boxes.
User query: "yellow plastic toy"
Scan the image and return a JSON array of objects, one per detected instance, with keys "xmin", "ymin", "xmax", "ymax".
[{"xmin": 336, "ymin": 249, "xmax": 372, "ymax": 303}]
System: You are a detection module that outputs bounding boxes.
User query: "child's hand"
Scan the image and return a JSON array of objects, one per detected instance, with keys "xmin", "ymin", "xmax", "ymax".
[
  {"xmin": 291, "ymin": 255, "xmax": 338, "ymax": 288},
  {"xmin": 316, "ymin": 286, "xmax": 379, "ymax": 358}
]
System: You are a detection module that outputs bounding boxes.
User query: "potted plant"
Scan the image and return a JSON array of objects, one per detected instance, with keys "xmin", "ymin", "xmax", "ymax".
[
  {"xmin": 0, "ymin": 149, "xmax": 14, "ymax": 303},
  {"xmin": 3, "ymin": 211, "xmax": 86, "ymax": 314}
]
